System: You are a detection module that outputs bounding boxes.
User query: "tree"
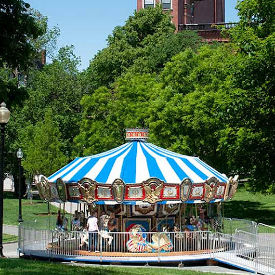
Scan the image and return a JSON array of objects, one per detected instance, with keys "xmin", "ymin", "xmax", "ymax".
[
  {"xmin": 75, "ymin": 73, "xmax": 159, "ymax": 156},
  {"xmin": 0, "ymin": 0, "xmax": 44, "ymax": 69},
  {"xmin": 85, "ymin": 5, "xmax": 201, "ymax": 91},
  {"xmin": 76, "ymin": 5, "xmax": 201, "ymax": 156},
  {"xmin": 12, "ymin": 46, "xmax": 83, "ymax": 157},
  {"xmin": 21, "ymin": 109, "xmax": 67, "ymax": 176}
]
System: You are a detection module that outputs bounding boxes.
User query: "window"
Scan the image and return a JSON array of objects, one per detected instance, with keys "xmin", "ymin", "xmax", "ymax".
[
  {"xmin": 161, "ymin": 0, "xmax": 171, "ymax": 10},
  {"xmin": 144, "ymin": 0, "xmax": 154, "ymax": 9}
]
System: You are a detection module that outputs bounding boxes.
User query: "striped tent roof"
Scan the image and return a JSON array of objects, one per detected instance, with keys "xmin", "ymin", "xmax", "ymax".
[{"xmin": 48, "ymin": 141, "xmax": 228, "ymax": 184}]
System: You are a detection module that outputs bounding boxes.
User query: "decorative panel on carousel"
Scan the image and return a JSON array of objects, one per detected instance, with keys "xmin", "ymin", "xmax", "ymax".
[
  {"xmin": 181, "ymin": 178, "xmax": 192, "ymax": 202},
  {"xmin": 67, "ymin": 184, "xmax": 81, "ymax": 200},
  {"xmin": 104, "ymin": 205, "xmax": 126, "ymax": 215},
  {"xmin": 189, "ymin": 184, "xmax": 205, "ymax": 200},
  {"xmin": 125, "ymin": 185, "xmax": 145, "ymax": 200},
  {"xmin": 204, "ymin": 177, "xmax": 219, "ymax": 202},
  {"xmin": 225, "ymin": 176, "xmax": 239, "ymax": 200},
  {"xmin": 132, "ymin": 204, "xmax": 157, "ymax": 216},
  {"xmin": 162, "ymin": 204, "xmax": 180, "ymax": 215},
  {"xmin": 78, "ymin": 178, "xmax": 97, "ymax": 203},
  {"xmin": 160, "ymin": 185, "xmax": 180, "ymax": 200},
  {"xmin": 96, "ymin": 185, "xmax": 114, "ymax": 200},
  {"xmin": 214, "ymin": 183, "xmax": 227, "ymax": 199},
  {"xmin": 36, "ymin": 176, "xmax": 51, "ymax": 201},
  {"xmin": 50, "ymin": 182, "xmax": 60, "ymax": 201},
  {"xmin": 56, "ymin": 178, "xmax": 67, "ymax": 202}
]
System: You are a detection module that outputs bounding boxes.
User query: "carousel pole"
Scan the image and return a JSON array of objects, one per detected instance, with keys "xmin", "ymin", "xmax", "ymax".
[
  {"xmin": 179, "ymin": 204, "xmax": 182, "ymax": 231},
  {"xmin": 120, "ymin": 205, "xmax": 123, "ymax": 232}
]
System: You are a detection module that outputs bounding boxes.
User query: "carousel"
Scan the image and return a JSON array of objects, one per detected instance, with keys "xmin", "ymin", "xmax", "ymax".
[{"xmin": 22, "ymin": 129, "xmax": 239, "ymax": 263}]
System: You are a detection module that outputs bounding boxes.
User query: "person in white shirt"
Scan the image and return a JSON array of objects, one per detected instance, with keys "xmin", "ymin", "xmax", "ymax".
[{"xmin": 87, "ymin": 212, "xmax": 99, "ymax": 251}]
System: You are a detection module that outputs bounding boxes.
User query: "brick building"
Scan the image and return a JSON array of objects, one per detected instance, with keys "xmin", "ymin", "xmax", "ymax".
[{"xmin": 137, "ymin": 0, "xmax": 232, "ymax": 41}]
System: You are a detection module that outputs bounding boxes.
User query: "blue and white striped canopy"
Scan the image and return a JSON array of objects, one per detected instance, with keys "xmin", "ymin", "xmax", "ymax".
[{"xmin": 48, "ymin": 141, "xmax": 228, "ymax": 184}]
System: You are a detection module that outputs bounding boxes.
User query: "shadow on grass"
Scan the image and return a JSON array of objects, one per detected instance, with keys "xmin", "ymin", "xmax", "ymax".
[
  {"xmin": 224, "ymin": 200, "xmax": 275, "ymax": 225},
  {"xmin": 0, "ymin": 258, "xmax": 217, "ymax": 275},
  {"xmin": 0, "ymin": 259, "xmax": 119, "ymax": 275}
]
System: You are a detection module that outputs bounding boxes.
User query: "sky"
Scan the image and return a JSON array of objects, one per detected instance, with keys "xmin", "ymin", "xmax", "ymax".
[{"xmin": 27, "ymin": 0, "xmax": 239, "ymax": 71}]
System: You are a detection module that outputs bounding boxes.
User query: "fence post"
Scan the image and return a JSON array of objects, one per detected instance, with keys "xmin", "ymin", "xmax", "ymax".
[{"xmin": 157, "ymin": 233, "xmax": 160, "ymax": 263}]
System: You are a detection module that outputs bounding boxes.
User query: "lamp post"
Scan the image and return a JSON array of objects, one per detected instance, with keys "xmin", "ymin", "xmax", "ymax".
[
  {"xmin": 17, "ymin": 148, "xmax": 23, "ymax": 223},
  {"xmin": 0, "ymin": 102, "xmax": 11, "ymax": 257}
]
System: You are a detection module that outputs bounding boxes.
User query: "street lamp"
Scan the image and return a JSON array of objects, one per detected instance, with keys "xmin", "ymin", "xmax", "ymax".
[
  {"xmin": 0, "ymin": 102, "xmax": 11, "ymax": 257},
  {"xmin": 17, "ymin": 148, "xmax": 23, "ymax": 223}
]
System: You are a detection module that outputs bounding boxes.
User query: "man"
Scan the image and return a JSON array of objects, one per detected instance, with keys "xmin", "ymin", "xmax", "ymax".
[{"xmin": 87, "ymin": 212, "xmax": 99, "ymax": 252}]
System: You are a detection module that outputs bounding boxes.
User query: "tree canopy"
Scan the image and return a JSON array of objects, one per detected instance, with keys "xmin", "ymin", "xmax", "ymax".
[
  {"xmin": 3, "ymin": 1, "xmax": 275, "ymax": 193},
  {"xmin": 0, "ymin": 0, "xmax": 44, "ymax": 69}
]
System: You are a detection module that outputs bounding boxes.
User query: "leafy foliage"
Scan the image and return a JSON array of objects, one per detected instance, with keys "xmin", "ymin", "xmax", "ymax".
[
  {"xmin": 21, "ymin": 109, "xmax": 67, "ymax": 176},
  {"xmin": 2, "ymin": 1, "xmax": 274, "ymax": 193},
  {"xmin": 0, "ymin": 0, "xmax": 44, "ymax": 69}
]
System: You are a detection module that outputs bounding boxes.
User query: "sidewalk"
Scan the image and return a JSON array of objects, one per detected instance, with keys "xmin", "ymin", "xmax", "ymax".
[
  {"xmin": 3, "ymin": 224, "xmax": 18, "ymax": 258},
  {"xmin": 3, "ymin": 224, "xmax": 18, "ymax": 236},
  {"xmin": 3, "ymin": 242, "xmax": 18, "ymax": 258}
]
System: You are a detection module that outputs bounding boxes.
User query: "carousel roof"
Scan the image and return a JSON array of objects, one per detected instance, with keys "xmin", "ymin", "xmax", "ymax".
[{"xmin": 48, "ymin": 141, "xmax": 228, "ymax": 184}]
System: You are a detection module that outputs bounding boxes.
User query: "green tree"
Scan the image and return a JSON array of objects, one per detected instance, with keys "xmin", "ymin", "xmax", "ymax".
[
  {"xmin": 13, "ymin": 46, "xmax": 83, "ymax": 157},
  {"xmin": 75, "ymin": 73, "xmax": 159, "ymax": 156},
  {"xmin": 21, "ymin": 109, "xmax": 67, "ymax": 176},
  {"xmin": 0, "ymin": 0, "xmax": 44, "ymax": 69},
  {"xmin": 85, "ymin": 5, "xmax": 201, "ymax": 91}
]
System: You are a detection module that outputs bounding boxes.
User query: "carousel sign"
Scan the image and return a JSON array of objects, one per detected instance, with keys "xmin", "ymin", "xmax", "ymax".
[{"xmin": 125, "ymin": 128, "xmax": 149, "ymax": 141}]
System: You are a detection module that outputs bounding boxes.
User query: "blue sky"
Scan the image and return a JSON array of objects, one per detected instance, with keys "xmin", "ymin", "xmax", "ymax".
[{"xmin": 27, "ymin": 0, "xmax": 239, "ymax": 71}]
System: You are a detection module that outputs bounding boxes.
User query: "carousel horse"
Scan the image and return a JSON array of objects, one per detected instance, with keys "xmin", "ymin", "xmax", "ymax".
[
  {"xmin": 126, "ymin": 224, "xmax": 149, "ymax": 252},
  {"xmin": 126, "ymin": 224, "xmax": 173, "ymax": 253},
  {"xmin": 148, "ymin": 233, "xmax": 173, "ymax": 252},
  {"xmin": 79, "ymin": 229, "xmax": 89, "ymax": 248},
  {"xmin": 99, "ymin": 213, "xmax": 113, "ymax": 245}
]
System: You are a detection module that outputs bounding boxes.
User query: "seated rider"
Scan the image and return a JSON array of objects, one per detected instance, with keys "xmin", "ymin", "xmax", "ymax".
[{"xmin": 108, "ymin": 213, "xmax": 118, "ymax": 232}]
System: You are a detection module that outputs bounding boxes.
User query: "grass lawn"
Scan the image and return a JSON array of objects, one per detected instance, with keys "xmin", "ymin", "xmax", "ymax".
[
  {"xmin": 3, "ymin": 194, "xmax": 62, "ymax": 229},
  {"xmin": 3, "ymin": 234, "xmax": 17, "ymax": 243},
  {"xmin": 0, "ymin": 258, "xmax": 224, "ymax": 275},
  {"xmin": 224, "ymin": 186, "xmax": 275, "ymax": 227}
]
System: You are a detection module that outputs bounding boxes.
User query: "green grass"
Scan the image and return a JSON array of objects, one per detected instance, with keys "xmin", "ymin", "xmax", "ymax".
[
  {"xmin": 224, "ymin": 186, "xmax": 275, "ymax": 227},
  {"xmin": 0, "ymin": 258, "xmax": 224, "ymax": 275},
  {"xmin": 3, "ymin": 234, "xmax": 17, "ymax": 243},
  {"xmin": 3, "ymin": 194, "xmax": 64, "ymax": 230}
]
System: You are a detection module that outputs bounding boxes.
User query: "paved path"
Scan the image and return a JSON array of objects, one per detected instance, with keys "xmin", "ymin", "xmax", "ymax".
[
  {"xmin": 3, "ymin": 224, "xmax": 19, "ymax": 258},
  {"xmin": 3, "ymin": 242, "xmax": 18, "ymax": 258},
  {"xmin": 3, "ymin": 224, "xmax": 18, "ymax": 236}
]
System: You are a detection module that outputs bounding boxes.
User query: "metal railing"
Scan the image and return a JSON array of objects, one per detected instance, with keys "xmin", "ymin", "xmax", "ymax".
[
  {"xmin": 32, "ymin": 230, "xmax": 216, "ymax": 257},
  {"xmin": 19, "ymin": 226, "xmax": 230, "ymax": 258},
  {"xmin": 18, "ymin": 222, "xmax": 275, "ymax": 274},
  {"xmin": 178, "ymin": 22, "xmax": 237, "ymax": 31},
  {"xmin": 256, "ymin": 224, "xmax": 275, "ymax": 274},
  {"xmin": 222, "ymin": 218, "xmax": 257, "ymax": 235}
]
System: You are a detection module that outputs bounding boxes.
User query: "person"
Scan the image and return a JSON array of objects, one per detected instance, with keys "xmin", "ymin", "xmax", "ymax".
[
  {"xmin": 87, "ymin": 212, "xmax": 99, "ymax": 252},
  {"xmin": 56, "ymin": 210, "xmax": 63, "ymax": 230},
  {"xmin": 61, "ymin": 215, "xmax": 68, "ymax": 231},
  {"xmin": 72, "ymin": 211, "xmax": 81, "ymax": 231},
  {"xmin": 108, "ymin": 213, "xmax": 118, "ymax": 232},
  {"xmin": 79, "ymin": 211, "xmax": 86, "ymax": 229}
]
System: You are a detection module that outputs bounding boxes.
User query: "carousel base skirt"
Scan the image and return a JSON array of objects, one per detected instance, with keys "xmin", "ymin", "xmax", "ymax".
[
  {"xmin": 21, "ymin": 249, "xmax": 213, "ymax": 264},
  {"xmin": 75, "ymin": 250, "xmax": 211, "ymax": 257}
]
